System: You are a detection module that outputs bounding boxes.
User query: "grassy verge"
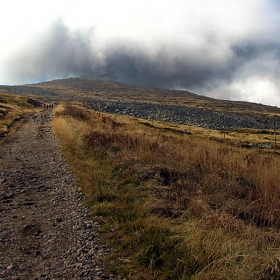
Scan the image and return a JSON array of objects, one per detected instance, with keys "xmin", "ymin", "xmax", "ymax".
[
  {"xmin": 52, "ymin": 103, "xmax": 280, "ymax": 279},
  {"xmin": 0, "ymin": 92, "xmax": 43, "ymax": 138}
]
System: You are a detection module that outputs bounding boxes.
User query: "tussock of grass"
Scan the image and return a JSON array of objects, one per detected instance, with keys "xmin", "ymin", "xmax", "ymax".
[
  {"xmin": 0, "ymin": 92, "xmax": 43, "ymax": 138},
  {"xmin": 52, "ymin": 103, "xmax": 280, "ymax": 279}
]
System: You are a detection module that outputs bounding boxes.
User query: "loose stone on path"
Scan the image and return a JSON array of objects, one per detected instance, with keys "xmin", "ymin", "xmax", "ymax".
[{"xmin": 0, "ymin": 110, "xmax": 120, "ymax": 279}]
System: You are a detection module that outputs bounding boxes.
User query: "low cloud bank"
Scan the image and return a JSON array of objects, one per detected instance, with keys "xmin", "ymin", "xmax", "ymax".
[{"xmin": 3, "ymin": 19, "xmax": 280, "ymax": 106}]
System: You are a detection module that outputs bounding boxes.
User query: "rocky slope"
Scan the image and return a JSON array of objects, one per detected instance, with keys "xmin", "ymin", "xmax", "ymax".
[
  {"xmin": 84, "ymin": 99, "xmax": 274, "ymax": 130},
  {"xmin": 1, "ymin": 78, "xmax": 279, "ymax": 130}
]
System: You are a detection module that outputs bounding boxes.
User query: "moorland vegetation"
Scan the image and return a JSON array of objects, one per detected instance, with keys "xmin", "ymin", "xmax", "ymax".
[
  {"xmin": 0, "ymin": 92, "xmax": 42, "ymax": 138},
  {"xmin": 52, "ymin": 103, "xmax": 280, "ymax": 279}
]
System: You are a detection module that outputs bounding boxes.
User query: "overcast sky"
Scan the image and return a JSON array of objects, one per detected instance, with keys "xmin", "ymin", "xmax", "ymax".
[{"xmin": 1, "ymin": 0, "xmax": 280, "ymax": 107}]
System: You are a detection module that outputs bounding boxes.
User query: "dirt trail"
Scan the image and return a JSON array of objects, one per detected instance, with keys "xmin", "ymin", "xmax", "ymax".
[{"xmin": 0, "ymin": 110, "xmax": 118, "ymax": 279}]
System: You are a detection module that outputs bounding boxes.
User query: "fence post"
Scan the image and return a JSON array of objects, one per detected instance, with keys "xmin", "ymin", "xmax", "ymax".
[
  {"xmin": 222, "ymin": 112, "xmax": 225, "ymax": 139},
  {"xmin": 274, "ymin": 115, "xmax": 277, "ymax": 144}
]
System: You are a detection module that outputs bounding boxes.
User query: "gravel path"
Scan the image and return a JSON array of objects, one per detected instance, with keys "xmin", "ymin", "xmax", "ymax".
[{"xmin": 0, "ymin": 110, "xmax": 120, "ymax": 279}]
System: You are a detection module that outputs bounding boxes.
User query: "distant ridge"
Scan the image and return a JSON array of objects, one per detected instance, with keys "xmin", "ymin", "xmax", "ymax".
[{"xmin": 1, "ymin": 78, "xmax": 280, "ymax": 116}]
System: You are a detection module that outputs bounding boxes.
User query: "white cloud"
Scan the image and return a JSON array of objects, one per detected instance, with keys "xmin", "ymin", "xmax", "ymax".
[
  {"xmin": 231, "ymin": 77, "xmax": 280, "ymax": 106},
  {"xmin": 0, "ymin": 0, "xmax": 280, "ymax": 106}
]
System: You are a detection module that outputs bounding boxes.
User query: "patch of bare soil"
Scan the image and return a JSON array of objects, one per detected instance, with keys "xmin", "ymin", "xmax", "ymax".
[{"xmin": 0, "ymin": 111, "xmax": 120, "ymax": 279}]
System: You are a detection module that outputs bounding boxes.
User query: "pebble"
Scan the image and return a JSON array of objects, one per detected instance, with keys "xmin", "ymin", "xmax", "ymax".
[{"xmin": 0, "ymin": 111, "xmax": 123, "ymax": 279}]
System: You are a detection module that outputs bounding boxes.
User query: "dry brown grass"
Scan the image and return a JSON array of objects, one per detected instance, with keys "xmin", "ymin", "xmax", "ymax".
[
  {"xmin": 33, "ymin": 78, "xmax": 280, "ymax": 116},
  {"xmin": 52, "ymin": 103, "xmax": 280, "ymax": 279},
  {"xmin": 0, "ymin": 92, "xmax": 43, "ymax": 139}
]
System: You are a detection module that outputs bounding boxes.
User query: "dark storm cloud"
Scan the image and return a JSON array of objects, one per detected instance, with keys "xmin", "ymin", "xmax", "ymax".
[
  {"xmin": 2, "ymin": 21, "xmax": 234, "ymax": 86},
  {"xmin": 229, "ymin": 42, "xmax": 280, "ymax": 85},
  {"xmin": 103, "ymin": 46, "xmax": 217, "ymax": 88},
  {"xmin": 5, "ymin": 20, "xmax": 280, "ymax": 105},
  {"xmin": 103, "ymin": 40, "xmax": 240, "ymax": 90}
]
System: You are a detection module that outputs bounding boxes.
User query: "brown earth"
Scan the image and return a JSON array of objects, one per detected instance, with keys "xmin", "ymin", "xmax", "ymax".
[{"xmin": 0, "ymin": 110, "xmax": 121, "ymax": 279}]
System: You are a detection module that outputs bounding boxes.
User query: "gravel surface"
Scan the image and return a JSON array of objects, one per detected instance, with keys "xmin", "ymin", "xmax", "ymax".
[{"xmin": 0, "ymin": 110, "xmax": 121, "ymax": 279}]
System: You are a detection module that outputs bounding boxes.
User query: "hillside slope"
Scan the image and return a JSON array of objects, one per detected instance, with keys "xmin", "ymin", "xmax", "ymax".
[
  {"xmin": 1, "ymin": 78, "xmax": 279, "ymax": 113},
  {"xmin": 1, "ymin": 78, "xmax": 280, "ymax": 132}
]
